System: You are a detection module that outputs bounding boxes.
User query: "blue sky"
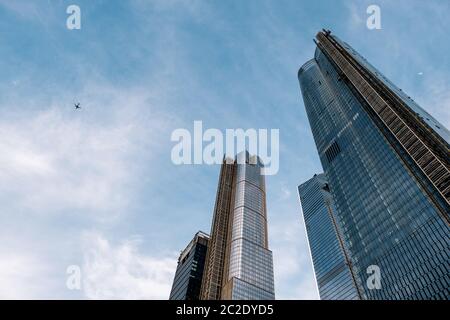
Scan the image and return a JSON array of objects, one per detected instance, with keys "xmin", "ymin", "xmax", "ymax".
[{"xmin": 0, "ymin": 0, "xmax": 449, "ymax": 299}]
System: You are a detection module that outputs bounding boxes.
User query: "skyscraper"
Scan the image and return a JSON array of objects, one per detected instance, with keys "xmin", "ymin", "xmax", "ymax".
[
  {"xmin": 169, "ymin": 231, "xmax": 209, "ymax": 300},
  {"xmin": 298, "ymin": 174, "xmax": 360, "ymax": 300},
  {"xmin": 298, "ymin": 30, "xmax": 450, "ymax": 299},
  {"xmin": 200, "ymin": 152, "xmax": 275, "ymax": 300}
]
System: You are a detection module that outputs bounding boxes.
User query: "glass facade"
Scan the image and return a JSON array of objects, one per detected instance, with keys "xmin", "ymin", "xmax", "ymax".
[
  {"xmin": 298, "ymin": 30, "xmax": 450, "ymax": 299},
  {"xmin": 200, "ymin": 159, "xmax": 236, "ymax": 300},
  {"xmin": 201, "ymin": 151, "xmax": 275, "ymax": 300},
  {"xmin": 169, "ymin": 231, "xmax": 209, "ymax": 300},
  {"xmin": 298, "ymin": 174, "xmax": 360, "ymax": 300}
]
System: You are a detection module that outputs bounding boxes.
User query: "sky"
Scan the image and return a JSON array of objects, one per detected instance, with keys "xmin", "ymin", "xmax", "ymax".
[{"xmin": 0, "ymin": 0, "xmax": 449, "ymax": 299}]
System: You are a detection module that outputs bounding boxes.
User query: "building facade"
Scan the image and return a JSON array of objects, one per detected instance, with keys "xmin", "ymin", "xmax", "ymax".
[
  {"xmin": 298, "ymin": 174, "xmax": 360, "ymax": 300},
  {"xmin": 169, "ymin": 231, "xmax": 209, "ymax": 300},
  {"xmin": 298, "ymin": 30, "xmax": 450, "ymax": 299},
  {"xmin": 200, "ymin": 152, "xmax": 275, "ymax": 300}
]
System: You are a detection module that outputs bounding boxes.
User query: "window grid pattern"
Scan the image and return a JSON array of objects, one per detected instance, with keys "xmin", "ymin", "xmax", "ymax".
[
  {"xmin": 227, "ymin": 161, "xmax": 275, "ymax": 300},
  {"xmin": 170, "ymin": 234, "xmax": 209, "ymax": 300},
  {"xmin": 299, "ymin": 174, "xmax": 360, "ymax": 300},
  {"xmin": 231, "ymin": 277, "xmax": 275, "ymax": 300},
  {"xmin": 317, "ymin": 32, "xmax": 450, "ymax": 206},
  {"xmin": 200, "ymin": 163, "xmax": 235, "ymax": 300},
  {"xmin": 299, "ymin": 42, "xmax": 450, "ymax": 300}
]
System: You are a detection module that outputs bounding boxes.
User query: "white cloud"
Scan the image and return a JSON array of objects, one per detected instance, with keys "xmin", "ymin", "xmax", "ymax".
[
  {"xmin": 346, "ymin": 1, "xmax": 365, "ymax": 30},
  {"xmin": 0, "ymin": 82, "xmax": 170, "ymax": 221},
  {"xmin": 81, "ymin": 232, "xmax": 177, "ymax": 299},
  {"xmin": 0, "ymin": 78, "xmax": 178, "ymax": 299},
  {"xmin": 270, "ymin": 210, "xmax": 319, "ymax": 300},
  {"xmin": 0, "ymin": 0, "xmax": 58, "ymax": 27},
  {"xmin": 0, "ymin": 0, "xmax": 41, "ymax": 18},
  {"xmin": 0, "ymin": 251, "xmax": 54, "ymax": 299},
  {"xmin": 0, "ymin": 110, "xmax": 125, "ymax": 215},
  {"xmin": 280, "ymin": 185, "xmax": 292, "ymax": 200}
]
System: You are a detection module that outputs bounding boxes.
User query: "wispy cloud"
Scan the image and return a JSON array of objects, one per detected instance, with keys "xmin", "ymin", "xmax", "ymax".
[
  {"xmin": 0, "ymin": 252, "xmax": 50, "ymax": 299},
  {"xmin": 0, "ymin": 0, "xmax": 59, "ymax": 27},
  {"xmin": 345, "ymin": 1, "xmax": 365, "ymax": 30},
  {"xmin": 269, "ymin": 184, "xmax": 319, "ymax": 300},
  {"xmin": 81, "ymin": 231, "xmax": 177, "ymax": 299},
  {"xmin": 0, "ymin": 81, "xmax": 171, "ymax": 221},
  {"xmin": 271, "ymin": 218, "xmax": 319, "ymax": 299},
  {"xmin": 0, "ymin": 75, "xmax": 175, "ymax": 298}
]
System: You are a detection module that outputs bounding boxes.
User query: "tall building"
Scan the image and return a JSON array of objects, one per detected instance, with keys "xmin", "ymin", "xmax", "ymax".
[
  {"xmin": 298, "ymin": 30, "xmax": 450, "ymax": 299},
  {"xmin": 169, "ymin": 231, "xmax": 209, "ymax": 300},
  {"xmin": 200, "ymin": 152, "xmax": 275, "ymax": 300},
  {"xmin": 298, "ymin": 174, "xmax": 360, "ymax": 300}
]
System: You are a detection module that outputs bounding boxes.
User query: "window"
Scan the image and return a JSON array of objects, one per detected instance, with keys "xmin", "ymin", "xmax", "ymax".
[{"xmin": 325, "ymin": 141, "xmax": 341, "ymax": 163}]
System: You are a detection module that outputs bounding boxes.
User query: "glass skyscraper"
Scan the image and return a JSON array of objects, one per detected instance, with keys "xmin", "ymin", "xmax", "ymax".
[
  {"xmin": 169, "ymin": 231, "xmax": 209, "ymax": 300},
  {"xmin": 200, "ymin": 152, "xmax": 275, "ymax": 300},
  {"xmin": 298, "ymin": 174, "xmax": 360, "ymax": 300},
  {"xmin": 298, "ymin": 30, "xmax": 449, "ymax": 299}
]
